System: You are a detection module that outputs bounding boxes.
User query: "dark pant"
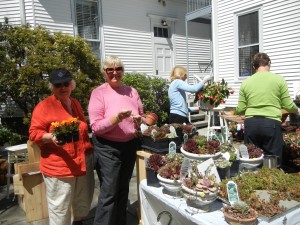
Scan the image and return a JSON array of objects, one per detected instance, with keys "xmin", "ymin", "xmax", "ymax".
[
  {"xmin": 244, "ymin": 117, "xmax": 283, "ymax": 165},
  {"xmin": 92, "ymin": 136, "xmax": 138, "ymax": 225},
  {"xmin": 169, "ymin": 113, "xmax": 190, "ymax": 124}
]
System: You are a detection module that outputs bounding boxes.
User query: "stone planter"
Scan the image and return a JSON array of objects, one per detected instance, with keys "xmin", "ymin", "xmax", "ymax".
[{"xmin": 223, "ymin": 209, "xmax": 258, "ymax": 225}]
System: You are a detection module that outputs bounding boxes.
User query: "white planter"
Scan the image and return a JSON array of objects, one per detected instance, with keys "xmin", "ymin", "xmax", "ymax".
[
  {"xmin": 157, "ymin": 174, "xmax": 182, "ymax": 193},
  {"xmin": 180, "ymin": 147, "xmax": 221, "ymax": 160},
  {"xmin": 181, "ymin": 184, "xmax": 217, "ymax": 206},
  {"xmin": 239, "ymin": 154, "xmax": 264, "ymax": 167}
]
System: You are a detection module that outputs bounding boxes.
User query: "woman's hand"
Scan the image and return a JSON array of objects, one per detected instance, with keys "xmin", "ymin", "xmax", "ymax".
[
  {"xmin": 42, "ymin": 133, "xmax": 64, "ymax": 146},
  {"xmin": 52, "ymin": 135, "xmax": 65, "ymax": 146},
  {"xmin": 132, "ymin": 115, "xmax": 143, "ymax": 126},
  {"xmin": 117, "ymin": 109, "xmax": 132, "ymax": 121}
]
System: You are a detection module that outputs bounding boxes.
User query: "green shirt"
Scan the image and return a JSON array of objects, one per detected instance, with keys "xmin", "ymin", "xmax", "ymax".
[{"xmin": 236, "ymin": 71, "xmax": 298, "ymax": 121}]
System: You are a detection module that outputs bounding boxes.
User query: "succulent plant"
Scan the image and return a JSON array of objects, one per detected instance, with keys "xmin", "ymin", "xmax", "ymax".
[
  {"xmin": 232, "ymin": 201, "xmax": 250, "ymax": 215},
  {"xmin": 147, "ymin": 154, "xmax": 166, "ymax": 173}
]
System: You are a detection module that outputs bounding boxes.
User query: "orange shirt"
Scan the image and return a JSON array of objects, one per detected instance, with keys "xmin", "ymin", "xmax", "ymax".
[{"xmin": 29, "ymin": 95, "xmax": 93, "ymax": 177}]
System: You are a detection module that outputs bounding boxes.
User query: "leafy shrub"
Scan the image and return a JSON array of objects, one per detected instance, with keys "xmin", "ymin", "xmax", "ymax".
[
  {"xmin": 0, "ymin": 125, "xmax": 27, "ymax": 146},
  {"xmin": 122, "ymin": 73, "xmax": 169, "ymax": 125}
]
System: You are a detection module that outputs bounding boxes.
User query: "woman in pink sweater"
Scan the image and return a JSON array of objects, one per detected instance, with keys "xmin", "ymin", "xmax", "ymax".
[{"xmin": 88, "ymin": 55, "xmax": 144, "ymax": 225}]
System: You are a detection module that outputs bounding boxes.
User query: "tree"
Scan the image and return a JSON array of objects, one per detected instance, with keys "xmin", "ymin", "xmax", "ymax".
[
  {"xmin": 0, "ymin": 19, "xmax": 103, "ymax": 125},
  {"xmin": 122, "ymin": 73, "xmax": 169, "ymax": 125}
]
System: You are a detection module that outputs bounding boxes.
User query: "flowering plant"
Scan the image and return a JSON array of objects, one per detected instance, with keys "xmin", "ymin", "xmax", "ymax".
[
  {"xmin": 51, "ymin": 117, "xmax": 80, "ymax": 137},
  {"xmin": 195, "ymin": 79, "xmax": 234, "ymax": 108}
]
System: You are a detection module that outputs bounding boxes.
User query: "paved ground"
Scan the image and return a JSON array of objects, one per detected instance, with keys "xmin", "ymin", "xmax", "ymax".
[
  {"xmin": 0, "ymin": 166, "xmax": 139, "ymax": 225},
  {"xmin": 0, "ymin": 127, "xmax": 209, "ymax": 225}
]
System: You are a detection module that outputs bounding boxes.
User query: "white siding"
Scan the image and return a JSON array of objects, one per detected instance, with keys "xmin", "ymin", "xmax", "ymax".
[
  {"xmin": 102, "ymin": 0, "xmax": 211, "ymax": 77},
  {"xmin": 0, "ymin": 0, "xmax": 212, "ymax": 77},
  {"xmin": 0, "ymin": 0, "xmax": 21, "ymax": 25},
  {"xmin": 104, "ymin": 26, "xmax": 153, "ymax": 74},
  {"xmin": 34, "ymin": 0, "xmax": 73, "ymax": 34},
  {"xmin": 175, "ymin": 35, "xmax": 211, "ymax": 77},
  {"xmin": 215, "ymin": 0, "xmax": 300, "ymax": 107}
]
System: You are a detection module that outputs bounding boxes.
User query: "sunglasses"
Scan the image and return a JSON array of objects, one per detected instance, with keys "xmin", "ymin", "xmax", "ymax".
[
  {"xmin": 105, "ymin": 67, "xmax": 123, "ymax": 74},
  {"xmin": 53, "ymin": 82, "xmax": 71, "ymax": 88}
]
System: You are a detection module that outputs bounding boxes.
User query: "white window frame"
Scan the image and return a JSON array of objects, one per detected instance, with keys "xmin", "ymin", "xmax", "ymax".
[
  {"xmin": 72, "ymin": 0, "xmax": 102, "ymax": 59},
  {"xmin": 234, "ymin": 7, "xmax": 263, "ymax": 80}
]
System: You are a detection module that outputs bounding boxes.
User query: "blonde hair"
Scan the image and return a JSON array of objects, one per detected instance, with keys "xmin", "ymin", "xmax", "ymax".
[
  {"xmin": 170, "ymin": 66, "xmax": 187, "ymax": 82},
  {"xmin": 101, "ymin": 55, "xmax": 125, "ymax": 74}
]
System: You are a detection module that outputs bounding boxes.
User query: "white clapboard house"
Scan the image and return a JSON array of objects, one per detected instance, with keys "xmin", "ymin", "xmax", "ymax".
[
  {"xmin": 211, "ymin": 0, "xmax": 300, "ymax": 107},
  {"xmin": 0, "ymin": 0, "xmax": 214, "ymax": 121},
  {"xmin": 2, "ymin": 0, "xmax": 299, "ymax": 110}
]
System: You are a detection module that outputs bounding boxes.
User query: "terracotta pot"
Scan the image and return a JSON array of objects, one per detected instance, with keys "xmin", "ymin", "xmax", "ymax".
[
  {"xmin": 223, "ymin": 209, "xmax": 258, "ymax": 225},
  {"xmin": 145, "ymin": 112, "xmax": 158, "ymax": 126}
]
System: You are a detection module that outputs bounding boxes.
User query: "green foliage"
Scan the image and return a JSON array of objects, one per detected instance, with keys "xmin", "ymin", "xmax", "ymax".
[
  {"xmin": 0, "ymin": 125, "xmax": 27, "ymax": 146},
  {"xmin": 0, "ymin": 20, "xmax": 103, "ymax": 125},
  {"xmin": 122, "ymin": 73, "xmax": 169, "ymax": 125}
]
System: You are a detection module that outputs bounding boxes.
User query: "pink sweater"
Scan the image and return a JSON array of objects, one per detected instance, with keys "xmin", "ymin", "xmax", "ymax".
[{"xmin": 88, "ymin": 83, "xmax": 144, "ymax": 142}]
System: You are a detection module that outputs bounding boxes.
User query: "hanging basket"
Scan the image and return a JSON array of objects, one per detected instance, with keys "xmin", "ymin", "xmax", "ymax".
[{"xmin": 199, "ymin": 101, "xmax": 214, "ymax": 111}]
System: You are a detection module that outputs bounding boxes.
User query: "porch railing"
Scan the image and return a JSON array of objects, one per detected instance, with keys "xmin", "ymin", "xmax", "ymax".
[{"xmin": 187, "ymin": 0, "xmax": 211, "ymax": 13}]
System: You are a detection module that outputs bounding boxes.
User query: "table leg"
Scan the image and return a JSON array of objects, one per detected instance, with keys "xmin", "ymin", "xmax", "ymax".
[{"xmin": 6, "ymin": 152, "xmax": 11, "ymax": 199}]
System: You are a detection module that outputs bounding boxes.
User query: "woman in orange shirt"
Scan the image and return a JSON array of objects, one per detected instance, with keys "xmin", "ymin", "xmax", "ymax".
[{"xmin": 29, "ymin": 68, "xmax": 94, "ymax": 225}]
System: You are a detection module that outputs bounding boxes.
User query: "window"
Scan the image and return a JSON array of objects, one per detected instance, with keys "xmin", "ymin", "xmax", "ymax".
[
  {"xmin": 154, "ymin": 27, "xmax": 169, "ymax": 38},
  {"xmin": 75, "ymin": 0, "xmax": 100, "ymax": 58},
  {"xmin": 238, "ymin": 11, "xmax": 259, "ymax": 77}
]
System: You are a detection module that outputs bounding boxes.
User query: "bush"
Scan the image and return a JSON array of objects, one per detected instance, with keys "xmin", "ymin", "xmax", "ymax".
[
  {"xmin": 0, "ymin": 125, "xmax": 27, "ymax": 146},
  {"xmin": 122, "ymin": 73, "xmax": 169, "ymax": 125}
]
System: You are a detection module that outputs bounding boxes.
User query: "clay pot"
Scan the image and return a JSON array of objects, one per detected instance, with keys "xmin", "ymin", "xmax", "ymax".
[
  {"xmin": 223, "ymin": 209, "xmax": 258, "ymax": 225},
  {"xmin": 145, "ymin": 112, "xmax": 158, "ymax": 126}
]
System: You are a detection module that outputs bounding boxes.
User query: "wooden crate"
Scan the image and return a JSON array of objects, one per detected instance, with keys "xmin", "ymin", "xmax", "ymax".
[{"xmin": 13, "ymin": 141, "xmax": 49, "ymax": 222}]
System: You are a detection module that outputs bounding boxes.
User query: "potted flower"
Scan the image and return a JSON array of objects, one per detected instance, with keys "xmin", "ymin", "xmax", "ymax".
[
  {"xmin": 51, "ymin": 117, "xmax": 80, "ymax": 145},
  {"xmin": 146, "ymin": 154, "xmax": 166, "ymax": 187},
  {"xmin": 194, "ymin": 79, "xmax": 234, "ymax": 109},
  {"xmin": 223, "ymin": 201, "xmax": 258, "ymax": 225}
]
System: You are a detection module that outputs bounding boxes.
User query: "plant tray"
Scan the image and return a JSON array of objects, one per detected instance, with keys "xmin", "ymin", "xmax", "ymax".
[
  {"xmin": 254, "ymin": 190, "xmax": 300, "ymax": 222},
  {"xmin": 140, "ymin": 145, "xmax": 181, "ymax": 154},
  {"xmin": 142, "ymin": 135, "xmax": 181, "ymax": 150}
]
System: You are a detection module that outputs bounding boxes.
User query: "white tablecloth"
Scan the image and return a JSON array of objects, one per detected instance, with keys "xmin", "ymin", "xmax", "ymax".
[{"xmin": 139, "ymin": 179, "xmax": 300, "ymax": 225}]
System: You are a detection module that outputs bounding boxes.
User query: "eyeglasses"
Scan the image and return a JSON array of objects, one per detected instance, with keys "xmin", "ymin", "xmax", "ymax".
[
  {"xmin": 53, "ymin": 82, "xmax": 71, "ymax": 88},
  {"xmin": 105, "ymin": 67, "xmax": 123, "ymax": 74}
]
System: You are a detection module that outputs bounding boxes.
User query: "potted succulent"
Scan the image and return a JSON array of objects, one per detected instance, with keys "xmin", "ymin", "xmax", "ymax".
[
  {"xmin": 181, "ymin": 135, "xmax": 221, "ymax": 160},
  {"xmin": 214, "ymin": 156, "xmax": 232, "ymax": 180},
  {"xmin": 220, "ymin": 142, "xmax": 239, "ymax": 177},
  {"xmin": 239, "ymin": 143, "xmax": 264, "ymax": 169},
  {"xmin": 142, "ymin": 124, "xmax": 180, "ymax": 150},
  {"xmin": 223, "ymin": 201, "xmax": 258, "ymax": 225},
  {"xmin": 157, "ymin": 153, "xmax": 184, "ymax": 193},
  {"xmin": 283, "ymin": 132, "xmax": 300, "ymax": 168},
  {"xmin": 146, "ymin": 154, "xmax": 166, "ymax": 187}
]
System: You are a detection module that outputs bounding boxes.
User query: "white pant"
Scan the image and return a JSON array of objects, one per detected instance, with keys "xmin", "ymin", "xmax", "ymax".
[{"xmin": 43, "ymin": 153, "xmax": 95, "ymax": 225}]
